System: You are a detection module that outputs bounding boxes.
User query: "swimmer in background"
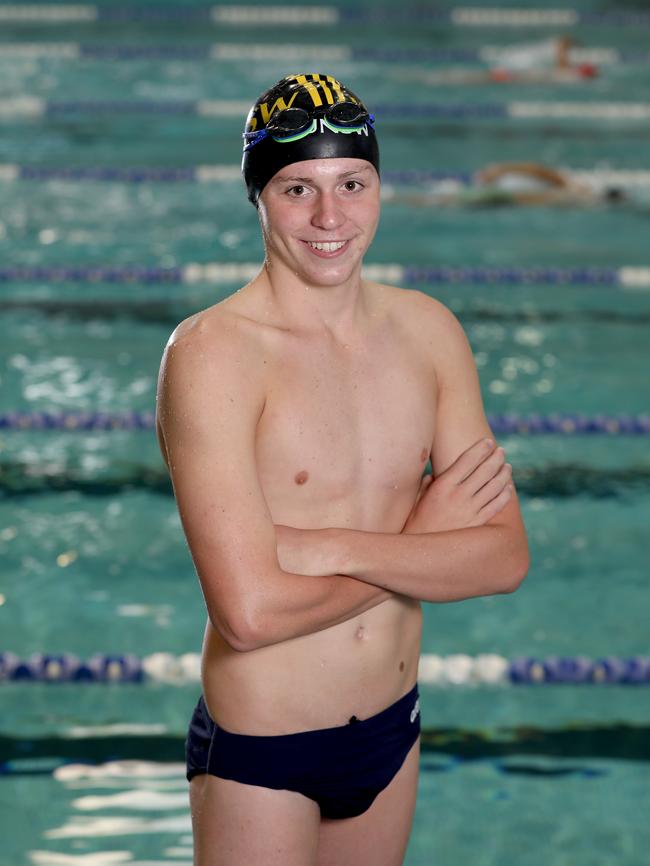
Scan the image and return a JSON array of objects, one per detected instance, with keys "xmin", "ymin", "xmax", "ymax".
[
  {"xmin": 156, "ymin": 73, "xmax": 528, "ymax": 866},
  {"xmin": 488, "ymin": 35, "xmax": 599, "ymax": 83},
  {"xmin": 398, "ymin": 35, "xmax": 599, "ymax": 87},
  {"xmin": 383, "ymin": 162, "xmax": 627, "ymax": 208}
]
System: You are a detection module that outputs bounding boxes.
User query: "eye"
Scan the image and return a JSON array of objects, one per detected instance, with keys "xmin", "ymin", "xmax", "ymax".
[
  {"xmin": 343, "ymin": 180, "xmax": 363, "ymax": 192},
  {"xmin": 287, "ymin": 184, "xmax": 307, "ymax": 197}
]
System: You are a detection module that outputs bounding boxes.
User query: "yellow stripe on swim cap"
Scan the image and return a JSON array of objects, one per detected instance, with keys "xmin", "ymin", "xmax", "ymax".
[
  {"xmin": 294, "ymin": 74, "xmax": 323, "ymax": 108},
  {"xmin": 326, "ymin": 75, "xmax": 348, "ymax": 103},
  {"xmin": 310, "ymin": 73, "xmax": 335, "ymax": 105}
]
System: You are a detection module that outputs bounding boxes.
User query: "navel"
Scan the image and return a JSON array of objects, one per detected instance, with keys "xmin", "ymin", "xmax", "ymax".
[
  {"xmin": 399, "ymin": 660, "xmax": 405, "ymax": 672},
  {"xmin": 294, "ymin": 470, "xmax": 309, "ymax": 485}
]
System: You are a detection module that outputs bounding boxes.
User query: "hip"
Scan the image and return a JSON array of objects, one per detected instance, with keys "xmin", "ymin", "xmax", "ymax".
[{"xmin": 201, "ymin": 596, "xmax": 422, "ymax": 735}]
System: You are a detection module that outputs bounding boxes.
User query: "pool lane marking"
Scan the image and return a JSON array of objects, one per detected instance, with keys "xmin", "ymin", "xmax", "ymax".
[
  {"xmin": 212, "ymin": 5, "xmax": 339, "ymax": 24},
  {"xmin": 0, "ymin": 5, "xmax": 98, "ymax": 22},
  {"xmin": 4, "ymin": 165, "xmax": 650, "ymax": 189},
  {"xmin": 2, "ymin": 652, "xmax": 650, "ymax": 685},
  {"xmin": 1, "ymin": 6, "xmax": 649, "ymax": 27},
  {"xmin": 0, "ymin": 43, "xmax": 633, "ymax": 64},
  {"xmin": 5, "ymin": 98, "xmax": 650, "ymax": 120},
  {"xmin": 0, "ymin": 263, "xmax": 649, "ymax": 287},
  {"xmin": 0, "ymin": 5, "xmax": 340, "ymax": 24},
  {"xmin": 452, "ymin": 8, "xmax": 579, "ymax": 26},
  {"xmin": 0, "ymin": 42, "xmax": 352, "ymax": 61}
]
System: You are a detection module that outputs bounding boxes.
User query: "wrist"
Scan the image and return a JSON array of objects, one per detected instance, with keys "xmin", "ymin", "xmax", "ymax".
[{"xmin": 322, "ymin": 527, "xmax": 355, "ymax": 577}]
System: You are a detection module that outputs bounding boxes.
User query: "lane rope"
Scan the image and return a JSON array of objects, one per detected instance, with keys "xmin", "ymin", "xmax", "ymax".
[
  {"xmin": 1, "ymin": 652, "xmax": 648, "ymax": 685},
  {"xmin": 4, "ymin": 165, "xmax": 650, "ymax": 189},
  {"xmin": 0, "ymin": 42, "xmax": 643, "ymax": 65},
  {"xmin": 1, "ymin": 412, "xmax": 648, "ymax": 435},
  {"xmin": 0, "ymin": 6, "xmax": 649, "ymax": 27},
  {"xmin": 2, "ymin": 263, "xmax": 650, "ymax": 288},
  {"xmin": 4, "ymin": 98, "xmax": 650, "ymax": 121}
]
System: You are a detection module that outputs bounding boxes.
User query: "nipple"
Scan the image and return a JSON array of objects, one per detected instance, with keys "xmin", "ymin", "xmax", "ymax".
[{"xmin": 294, "ymin": 470, "xmax": 309, "ymax": 485}]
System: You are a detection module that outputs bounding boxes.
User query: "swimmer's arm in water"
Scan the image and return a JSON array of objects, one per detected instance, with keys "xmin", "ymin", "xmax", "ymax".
[
  {"xmin": 277, "ymin": 305, "xmax": 529, "ymax": 603},
  {"xmin": 476, "ymin": 162, "xmax": 568, "ymax": 188},
  {"xmin": 156, "ymin": 313, "xmax": 392, "ymax": 653}
]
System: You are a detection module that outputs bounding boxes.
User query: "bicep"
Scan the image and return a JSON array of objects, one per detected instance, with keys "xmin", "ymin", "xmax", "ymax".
[
  {"xmin": 157, "ymin": 326, "xmax": 278, "ymax": 645},
  {"xmin": 429, "ymin": 308, "xmax": 524, "ymax": 529},
  {"xmin": 430, "ymin": 312, "xmax": 492, "ymax": 476}
]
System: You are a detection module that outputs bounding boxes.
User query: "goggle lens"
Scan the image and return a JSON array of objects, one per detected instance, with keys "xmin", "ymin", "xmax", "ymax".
[
  {"xmin": 328, "ymin": 102, "xmax": 367, "ymax": 125},
  {"xmin": 266, "ymin": 107, "xmax": 312, "ymax": 136},
  {"xmin": 242, "ymin": 102, "xmax": 373, "ymax": 150}
]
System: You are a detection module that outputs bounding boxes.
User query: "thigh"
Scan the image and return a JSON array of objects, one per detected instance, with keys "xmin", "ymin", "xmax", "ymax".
[
  {"xmin": 190, "ymin": 773, "xmax": 321, "ymax": 866},
  {"xmin": 316, "ymin": 736, "xmax": 420, "ymax": 866}
]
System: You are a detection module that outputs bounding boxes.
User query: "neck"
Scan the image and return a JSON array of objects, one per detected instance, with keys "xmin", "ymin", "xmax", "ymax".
[{"xmin": 260, "ymin": 251, "xmax": 369, "ymax": 337}]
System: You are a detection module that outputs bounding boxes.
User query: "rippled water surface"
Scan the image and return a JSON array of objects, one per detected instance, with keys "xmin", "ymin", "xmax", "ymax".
[{"xmin": 1, "ymin": 1, "xmax": 649, "ymax": 864}]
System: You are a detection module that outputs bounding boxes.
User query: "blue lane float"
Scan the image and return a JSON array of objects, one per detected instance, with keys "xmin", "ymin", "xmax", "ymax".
[
  {"xmin": 1, "ymin": 652, "xmax": 649, "ymax": 686},
  {"xmin": 1, "ymin": 5, "xmax": 650, "ymax": 28},
  {"xmin": 76, "ymin": 45, "xmax": 482, "ymax": 63},
  {"xmin": 5, "ymin": 98, "xmax": 650, "ymax": 122},
  {"xmin": 0, "ymin": 265, "xmax": 184, "ymax": 284},
  {"xmin": 0, "ymin": 653, "xmax": 144, "ymax": 683},
  {"xmin": 7, "ymin": 165, "xmax": 470, "ymax": 185},
  {"xmin": 15, "ymin": 165, "xmax": 201, "ymax": 183},
  {"xmin": 4, "ymin": 165, "xmax": 650, "ymax": 190},
  {"xmin": 1, "ymin": 411, "xmax": 649, "ymax": 435},
  {"xmin": 2, "ymin": 263, "xmax": 650, "ymax": 288},
  {"xmin": 0, "ymin": 43, "xmax": 643, "ymax": 65}
]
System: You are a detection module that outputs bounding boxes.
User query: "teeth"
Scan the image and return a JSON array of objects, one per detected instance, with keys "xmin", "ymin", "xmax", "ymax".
[{"xmin": 308, "ymin": 241, "xmax": 346, "ymax": 252}]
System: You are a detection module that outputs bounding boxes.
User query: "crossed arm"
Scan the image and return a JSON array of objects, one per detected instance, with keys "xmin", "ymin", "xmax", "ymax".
[
  {"xmin": 276, "ymin": 308, "xmax": 529, "ymax": 603},
  {"xmin": 276, "ymin": 438, "xmax": 527, "ymax": 603},
  {"xmin": 157, "ymin": 303, "xmax": 528, "ymax": 654}
]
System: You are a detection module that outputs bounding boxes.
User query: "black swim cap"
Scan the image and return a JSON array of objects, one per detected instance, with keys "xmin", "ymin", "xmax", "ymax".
[{"xmin": 241, "ymin": 73, "xmax": 380, "ymax": 206}]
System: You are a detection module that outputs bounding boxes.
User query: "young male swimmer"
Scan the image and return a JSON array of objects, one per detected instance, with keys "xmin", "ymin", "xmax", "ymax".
[{"xmin": 155, "ymin": 73, "xmax": 529, "ymax": 866}]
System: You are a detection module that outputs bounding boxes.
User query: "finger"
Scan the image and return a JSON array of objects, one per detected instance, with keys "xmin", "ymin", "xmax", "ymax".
[
  {"xmin": 445, "ymin": 438, "xmax": 496, "ymax": 484},
  {"xmin": 471, "ymin": 458, "xmax": 511, "ymax": 501},
  {"xmin": 474, "ymin": 484, "xmax": 513, "ymax": 525},
  {"xmin": 465, "ymin": 447, "xmax": 507, "ymax": 494}
]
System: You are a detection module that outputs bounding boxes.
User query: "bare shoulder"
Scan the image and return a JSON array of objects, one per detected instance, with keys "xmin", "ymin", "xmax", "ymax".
[
  {"xmin": 160, "ymin": 298, "xmax": 268, "ymax": 387},
  {"xmin": 377, "ymin": 283, "xmax": 468, "ymax": 350},
  {"xmin": 155, "ymin": 300, "xmax": 269, "ymax": 460}
]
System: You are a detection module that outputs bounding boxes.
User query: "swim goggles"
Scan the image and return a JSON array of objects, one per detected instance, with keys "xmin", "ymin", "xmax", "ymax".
[{"xmin": 243, "ymin": 101, "xmax": 375, "ymax": 151}]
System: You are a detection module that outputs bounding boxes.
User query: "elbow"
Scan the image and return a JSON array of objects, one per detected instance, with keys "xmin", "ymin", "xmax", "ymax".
[
  {"xmin": 499, "ymin": 547, "xmax": 530, "ymax": 594},
  {"xmin": 206, "ymin": 605, "xmax": 261, "ymax": 653}
]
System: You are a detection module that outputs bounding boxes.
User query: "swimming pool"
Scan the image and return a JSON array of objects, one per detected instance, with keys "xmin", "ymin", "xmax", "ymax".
[{"xmin": 1, "ymin": 1, "xmax": 649, "ymax": 864}]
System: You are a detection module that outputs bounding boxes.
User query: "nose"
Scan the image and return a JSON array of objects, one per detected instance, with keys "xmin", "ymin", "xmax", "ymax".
[{"xmin": 311, "ymin": 189, "xmax": 346, "ymax": 232}]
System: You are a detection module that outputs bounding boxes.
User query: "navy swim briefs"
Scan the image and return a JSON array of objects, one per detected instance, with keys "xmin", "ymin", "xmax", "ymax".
[{"xmin": 185, "ymin": 683, "xmax": 420, "ymax": 820}]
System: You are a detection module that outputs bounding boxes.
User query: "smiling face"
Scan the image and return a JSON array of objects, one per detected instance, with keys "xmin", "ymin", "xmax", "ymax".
[{"xmin": 257, "ymin": 157, "xmax": 381, "ymax": 289}]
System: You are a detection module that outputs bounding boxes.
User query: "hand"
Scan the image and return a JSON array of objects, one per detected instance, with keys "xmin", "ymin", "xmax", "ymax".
[{"xmin": 403, "ymin": 439, "xmax": 513, "ymax": 534}]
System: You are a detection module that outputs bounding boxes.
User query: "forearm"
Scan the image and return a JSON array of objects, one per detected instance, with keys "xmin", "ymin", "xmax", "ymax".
[
  {"xmin": 314, "ymin": 523, "xmax": 528, "ymax": 603},
  {"xmin": 244, "ymin": 568, "xmax": 393, "ymax": 652}
]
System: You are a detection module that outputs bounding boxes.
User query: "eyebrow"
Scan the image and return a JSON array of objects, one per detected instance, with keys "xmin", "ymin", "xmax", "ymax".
[{"xmin": 272, "ymin": 167, "xmax": 372, "ymax": 184}]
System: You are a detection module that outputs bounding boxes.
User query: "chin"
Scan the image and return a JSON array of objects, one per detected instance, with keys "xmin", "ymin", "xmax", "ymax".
[{"xmin": 302, "ymin": 263, "xmax": 360, "ymax": 288}]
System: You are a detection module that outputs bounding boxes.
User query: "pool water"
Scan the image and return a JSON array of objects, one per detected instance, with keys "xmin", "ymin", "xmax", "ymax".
[{"xmin": 1, "ymin": 1, "xmax": 649, "ymax": 864}]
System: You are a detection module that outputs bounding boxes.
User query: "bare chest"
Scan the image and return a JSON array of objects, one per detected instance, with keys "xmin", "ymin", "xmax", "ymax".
[{"xmin": 255, "ymin": 335, "xmax": 436, "ymax": 522}]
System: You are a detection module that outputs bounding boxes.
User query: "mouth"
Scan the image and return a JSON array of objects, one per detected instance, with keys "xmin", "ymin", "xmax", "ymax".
[{"xmin": 302, "ymin": 239, "xmax": 350, "ymax": 258}]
